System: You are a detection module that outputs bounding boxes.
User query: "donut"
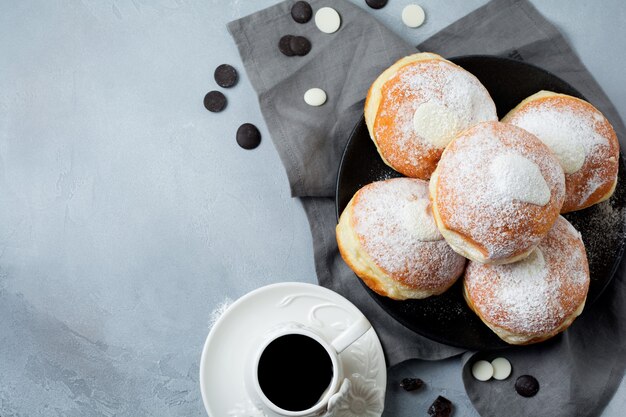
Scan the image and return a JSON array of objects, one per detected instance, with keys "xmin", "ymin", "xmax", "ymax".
[
  {"xmin": 364, "ymin": 52, "xmax": 497, "ymax": 179},
  {"xmin": 464, "ymin": 216, "xmax": 590, "ymax": 345},
  {"xmin": 503, "ymin": 91, "xmax": 620, "ymax": 213},
  {"xmin": 430, "ymin": 121, "xmax": 566, "ymax": 264},
  {"xmin": 336, "ymin": 178, "xmax": 466, "ymax": 300}
]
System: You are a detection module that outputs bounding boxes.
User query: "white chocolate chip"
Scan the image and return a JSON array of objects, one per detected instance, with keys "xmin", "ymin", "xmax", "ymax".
[
  {"xmin": 304, "ymin": 88, "xmax": 327, "ymax": 106},
  {"xmin": 471, "ymin": 360, "xmax": 494, "ymax": 381},
  {"xmin": 315, "ymin": 7, "xmax": 341, "ymax": 34},
  {"xmin": 402, "ymin": 4, "xmax": 425, "ymax": 28},
  {"xmin": 491, "ymin": 357, "xmax": 512, "ymax": 380}
]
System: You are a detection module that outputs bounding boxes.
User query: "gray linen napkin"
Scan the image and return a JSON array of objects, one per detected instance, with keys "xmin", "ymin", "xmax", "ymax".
[
  {"xmin": 227, "ymin": 0, "xmax": 414, "ymax": 197},
  {"xmin": 229, "ymin": 0, "xmax": 626, "ymax": 416},
  {"xmin": 228, "ymin": 0, "xmax": 466, "ymax": 362},
  {"xmin": 421, "ymin": 1, "xmax": 626, "ymax": 416}
]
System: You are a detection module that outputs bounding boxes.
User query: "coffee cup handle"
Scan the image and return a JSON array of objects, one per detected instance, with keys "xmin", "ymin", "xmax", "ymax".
[{"xmin": 330, "ymin": 316, "xmax": 371, "ymax": 354}]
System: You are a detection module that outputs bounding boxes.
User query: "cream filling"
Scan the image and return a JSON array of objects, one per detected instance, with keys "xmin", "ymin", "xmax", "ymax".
[
  {"xmin": 402, "ymin": 198, "xmax": 442, "ymax": 241},
  {"xmin": 502, "ymin": 91, "xmax": 590, "ymax": 175},
  {"xmin": 364, "ymin": 52, "xmax": 444, "ymax": 138},
  {"xmin": 489, "ymin": 153, "xmax": 551, "ymax": 206},
  {"xmin": 429, "ymin": 166, "xmax": 535, "ymax": 265},
  {"xmin": 412, "ymin": 102, "xmax": 461, "ymax": 149},
  {"xmin": 337, "ymin": 201, "xmax": 449, "ymax": 300}
]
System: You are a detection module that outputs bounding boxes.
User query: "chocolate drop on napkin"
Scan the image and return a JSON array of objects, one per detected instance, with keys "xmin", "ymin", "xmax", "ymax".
[
  {"xmin": 365, "ymin": 0, "xmax": 388, "ymax": 10},
  {"xmin": 228, "ymin": 2, "xmax": 626, "ymax": 417},
  {"xmin": 291, "ymin": 1, "xmax": 313, "ymax": 23},
  {"xmin": 428, "ymin": 396, "xmax": 452, "ymax": 417},
  {"xmin": 515, "ymin": 375, "xmax": 540, "ymax": 397},
  {"xmin": 278, "ymin": 35, "xmax": 295, "ymax": 56},
  {"xmin": 289, "ymin": 36, "xmax": 311, "ymax": 56}
]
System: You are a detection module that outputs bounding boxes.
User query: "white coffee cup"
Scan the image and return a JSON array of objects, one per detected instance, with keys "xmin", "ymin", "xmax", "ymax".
[{"xmin": 245, "ymin": 316, "xmax": 371, "ymax": 417}]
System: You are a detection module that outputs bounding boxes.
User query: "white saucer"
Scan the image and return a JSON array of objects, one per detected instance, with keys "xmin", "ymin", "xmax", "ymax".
[{"xmin": 199, "ymin": 282, "xmax": 387, "ymax": 417}]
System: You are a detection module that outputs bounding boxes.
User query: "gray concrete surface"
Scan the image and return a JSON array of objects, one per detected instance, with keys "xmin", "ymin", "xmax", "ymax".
[{"xmin": 0, "ymin": 0, "xmax": 624, "ymax": 416}]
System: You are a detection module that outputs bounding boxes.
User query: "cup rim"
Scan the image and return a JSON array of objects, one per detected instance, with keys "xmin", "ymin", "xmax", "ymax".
[{"xmin": 252, "ymin": 328, "xmax": 341, "ymax": 416}]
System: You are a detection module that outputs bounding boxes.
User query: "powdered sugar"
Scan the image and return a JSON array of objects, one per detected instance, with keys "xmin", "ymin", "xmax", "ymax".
[
  {"xmin": 434, "ymin": 122, "xmax": 565, "ymax": 261},
  {"xmin": 401, "ymin": 198, "xmax": 441, "ymax": 241},
  {"xmin": 493, "ymin": 248, "xmax": 556, "ymax": 334},
  {"xmin": 412, "ymin": 102, "xmax": 461, "ymax": 148},
  {"xmin": 352, "ymin": 178, "xmax": 465, "ymax": 288},
  {"xmin": 567, "ymin": 194, "xmax": 626, "ymax": 271},
  {"xmin": 208, "ymin": 297, "xmax": 233, "ymax": 329},
  {"xmin": 465, "ymin": 217, "xmax": 589, "ymax": 337},
  {"xmin": 508, "ymin": 98, "xmax": 607, "ymax": 174},
  {"xmin": 395, "ymin": 60, "xmax": 496, "ymax": 151},
  {"xmin": 374, "ymin": 58, "xmax": 497, "ymax": 174},
  {"xmin": 490, "ymin": 153, "xmax": 551, "ymax": 206},
  {"xmin": 505, "ymin": 93, "xmax": 619, "ymax": 210},
  {"xmin": 501, "ymin": 248, "xmax": 547, "ymax": 282}
]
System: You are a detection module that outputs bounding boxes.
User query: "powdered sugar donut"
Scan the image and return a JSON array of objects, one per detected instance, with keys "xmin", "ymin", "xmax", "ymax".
[
  {"xmin": 464, "ymin": 216, "xmax": 590, "ymax": 345},
  {"xmin": 336, "ymin": 178, "xmax": 466, "ymax": 300},
  {"xmin": 503, "ymin": 91, "xmax": 620, "ymax": 213},
  {"xmin": 430, "ymin": 121, "xmax": 566, "ymax": 264},
  {"xmin": 364, "ymin": 52, "xmax": 497, "ymax": 179}
]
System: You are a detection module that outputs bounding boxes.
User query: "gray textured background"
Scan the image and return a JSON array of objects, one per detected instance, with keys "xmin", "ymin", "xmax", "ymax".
[{"xmin": 0, "ymin": 0, "xmax": 624, "ymax": 416}]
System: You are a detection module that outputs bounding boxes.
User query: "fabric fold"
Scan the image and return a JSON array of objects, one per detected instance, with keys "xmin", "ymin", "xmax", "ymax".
[
  {"xmin": 228, "ymin": 0, "xmax": 626, "ymax": 416},
  {"xmin": 228, "ymin": 0, "xmax": 414, "ymax": 197},
  {"xmin": 301, "ymin": 197, "xmax": 466, "ymax": 363}
]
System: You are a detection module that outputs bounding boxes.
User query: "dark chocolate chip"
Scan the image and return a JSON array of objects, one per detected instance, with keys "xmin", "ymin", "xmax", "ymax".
[
  {"xmin": 291, "ymin": 1, "xmax": 313, "ymax": 23},
  {"xmin": 515, "ymin": 375, "xmax": 539, "ymax": 397},
  {"xmin": 236, "ymin": 123, "xmax": 261, "ymax": 150},
  {"xmin": 400, "ymin": 378, "xmax": 424, "ymax": 391},
  {"xmin": 278, "ymin": 35, "xmax": 295, "ymax": 56},
  {"xmin": 289, "ymin": 36, "xmax": 311, "ymax": 56},
  {"xmin": 214, "ymin": 64, "xmax": 238, "ymax": 88},
  {"xmin": 203, "ymin": 90, "xmax": 227, "ymax": 113},
  {"xmin": 428, "ymin": 396, "xmax": 452, "ymax": 417},
  {"xmin": 365, "ymin": 0, "xmax": 388, "ymax": 9}
]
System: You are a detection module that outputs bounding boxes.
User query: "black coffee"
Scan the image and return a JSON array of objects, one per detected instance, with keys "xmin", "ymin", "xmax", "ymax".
[{"xmin": 257, "ymin": 334, "xmax": 333, "ymax": 411}]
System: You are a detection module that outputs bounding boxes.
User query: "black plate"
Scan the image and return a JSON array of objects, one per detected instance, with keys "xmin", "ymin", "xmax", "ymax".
[{"xmin": 336, "ymin": 55, "xmax": 626, "ymax": 350}]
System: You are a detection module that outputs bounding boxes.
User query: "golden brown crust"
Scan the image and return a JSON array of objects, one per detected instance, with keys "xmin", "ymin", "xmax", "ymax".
[
  {"xmin": 503, "ymin": 91, "xmax": 620, "ymax": 213},
  {"xmin": 336, "ymin": 204, "xmax": 389, "ymax": 297},
  {"xmin": 364, "ymin": 53, "xmax": 443, "ymax": 139},
  {"xmin": 337, "ymin": 237, "xmax": 389, "ymax": 297},
  {"xmin": 463, "ymin": 283, "xmax": 585, "ymax": 345},
  {"xmin": 364, "ymin": 53, "xmax": 497, "ymax": 179},
  {"xmin": 373, "ymin": 81, "xmax": 441, "ymax": 179},
  {"xmin": 430, "ymin": 121, "xmax": 565, "ymax": 264},
  {"xmin": 463, "ymin": 217, "xmax": 589, "ymax": 344},
  {"xmin": 336, "ymin": 179, "xmax": 466, "ymax": 300}
]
